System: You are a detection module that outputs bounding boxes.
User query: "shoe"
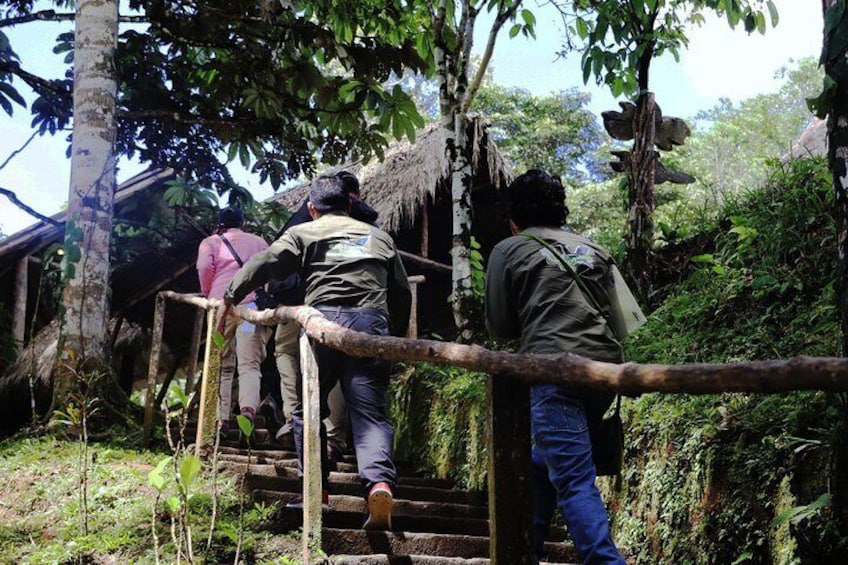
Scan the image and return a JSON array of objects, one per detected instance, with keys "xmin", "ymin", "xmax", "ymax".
[
  {"xmin": 363, "ymin": 482, "xmax": 393, "ymax": 530},
  {"xmin": 259, "ymin": 395, "xmax": 284, "ymax": 431},
  {"xmin": 275, "ymin": 424, "xmax": 294, "ymax": 448},
  {"xmin": 286, "ymin": 490, "xmax": 330, "ymax": 511}
]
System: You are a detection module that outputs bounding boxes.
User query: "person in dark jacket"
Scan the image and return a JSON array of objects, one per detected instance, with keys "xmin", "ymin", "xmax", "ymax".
[
  {"xmin": 485, "ymin": 170, "xmax": 626, "ymax": 564},
  {"xmin": 271, "ymin": 171, "xmax": 378, "ymax": 466},
  {"xmin": 224, "ymin": 174, "xmax": 411, "ymax": 530}
]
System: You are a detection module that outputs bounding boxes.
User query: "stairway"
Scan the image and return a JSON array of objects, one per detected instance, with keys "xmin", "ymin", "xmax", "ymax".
[{"xmin": 212, "ymin": 426, "xmax": 581, "ymax": 564}]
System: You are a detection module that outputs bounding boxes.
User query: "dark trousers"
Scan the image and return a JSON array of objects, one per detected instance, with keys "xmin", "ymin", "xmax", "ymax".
[{"xmin": 292, "ymin": 306, "xmax": 396, "ymax": 494}]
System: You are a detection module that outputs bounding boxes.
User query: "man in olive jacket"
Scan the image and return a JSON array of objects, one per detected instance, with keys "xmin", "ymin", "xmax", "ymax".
[
  {"xmin": 223, "ymin": 175, "xmax": 411, "ymax": 530},
  {"xmin": 486, "ymin": 170, "xmax": 626, "ymax": 564}
]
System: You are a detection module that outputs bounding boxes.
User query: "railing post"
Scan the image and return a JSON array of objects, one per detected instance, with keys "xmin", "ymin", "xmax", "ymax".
[
  {"xmin": 184, "ymin": 306, "xmax": 205, "ymax": 395},
  {"xmin": 487, "ymin": 374, "xmax": 534, "ymax": 564},
  {"xmin": 142, "ymin": 294, "xmax": 166, "ymax": 445},
  {"xmin": 407, "ymin": 275, "xmax": 425, "ymax": 339},
  {"xmin": 299, "ymin": 332, "xmax": 323, "ymax": 561},
  {"xmin": 195, "ymin": 304, "xmax": 221, "ymax": 456}
]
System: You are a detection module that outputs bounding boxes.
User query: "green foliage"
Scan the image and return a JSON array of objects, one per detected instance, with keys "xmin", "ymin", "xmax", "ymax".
[
  {"xmin": 0, "ymin": 437, "xmax": 300, "ymax": 563},
  {"xmin": 611, "ymin": 157, "xmax": 848, "ymax": 562},
  {"xmin": 566, "ymin": 0, "xmax": 777, "ymax": 96},
  {"xmin": 669, "ymin": 58, "xmax": 823, "ymax": 205},
  {"xmin": 472, "ymin": 84, "xmax": 606, "ymax": 186},
  {"xmin": 809, "ymin": 0, "xmax": 848, "ymax": 118},
  {"xmin": 389, "ymin": 363, "xmax": 489, "ymax": 490},
  {"xmin": 2, "ymin": 0, "xmax": 432, "ymax": 195}
]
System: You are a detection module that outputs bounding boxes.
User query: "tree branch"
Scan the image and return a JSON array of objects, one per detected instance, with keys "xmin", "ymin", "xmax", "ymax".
[
  {"xmin": 0, "ymin": 187, "xmax": 61, "ymax": 226},
  {"xmin": 0, "ymin": 130, "xmax": 38, "ymax": 172},
  {"xmin": 461, "ymin": 0, "xmax": 519, "ymax": 113},
  {"xmin": 0, "ymin": 61, "xmax": 72, "ymax": 98},
  {"xmin": 0, "ymin": 10, "xmax": 147, "ymax": 27}
]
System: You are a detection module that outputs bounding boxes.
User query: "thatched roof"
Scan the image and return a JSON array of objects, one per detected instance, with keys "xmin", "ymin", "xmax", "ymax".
[
  {"xmin": 274, "ymin": 117, "xmax": 510, "ymax": 235},
  {"xmin": 788, "ymin": 118, "xmax": 827, "ymax": 159},
  {"xmin": 0, "ymin": 168, "xmax": 175, "ymax": 275}
]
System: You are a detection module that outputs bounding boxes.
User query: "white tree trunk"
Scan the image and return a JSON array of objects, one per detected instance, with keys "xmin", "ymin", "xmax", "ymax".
[
  {"xmin": 57, "ymin": 0, "xmax": 118, "ymax": 374},
  {"xmin": 450, "ymin": 113, "xmax": 474, "ymax": 339}
]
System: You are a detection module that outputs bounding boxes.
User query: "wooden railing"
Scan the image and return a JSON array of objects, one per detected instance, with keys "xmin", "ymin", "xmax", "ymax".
[{"xmin": 145, "ymin": 290, "xmax": 848, "ymax": 564}]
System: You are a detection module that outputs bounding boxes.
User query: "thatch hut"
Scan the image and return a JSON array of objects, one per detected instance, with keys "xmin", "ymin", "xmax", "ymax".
[
  {"xmin": 0, "ymin": 118, "xmax": 510, "ymax": 433},
  {"xmin": 0, "ymin": 168, "xmax": 201, "ymax": 432},
  {"xmin": 275, "ymin": 117, "xmax": 512, "ymax": 334}
]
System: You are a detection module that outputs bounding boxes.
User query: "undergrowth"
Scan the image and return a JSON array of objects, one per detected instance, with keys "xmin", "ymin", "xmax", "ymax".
[
  {"xmin": 0, "ymin": 436, "xmax": 300, "ymax": 564},
  {"xmin": 615, "ymin": 157, "xmax": 848, "ymax": 563}
]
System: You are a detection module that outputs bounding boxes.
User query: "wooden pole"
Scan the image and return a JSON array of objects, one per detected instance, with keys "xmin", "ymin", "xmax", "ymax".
[
  {"xmin": 12, "ymin": 257, "xmax": 28, "ymax": 345},
  {"xmin": 195, "ymin": 305, "xmax": 221, "ymax": 456},
  {"xmin": 406, "ymin": 276, "xmax": 425, "ymax": 339},
  {"xmin": 184, "ymin": 307, "xmax": 205, "ymax": 396},
  {"xmin": 487, "ymin": 375, "xmax": 533, "ymax": 564},
  {"xmin": 142, "ymin": 294, "xmax": 166, "ymax": 444},
  {"xmin": 420, "ymin": 197, "xmax": 430, "ymax": 258},
  {"xmin": 299, "ymin": 333, "xmax": 322, "ymax": 561}
]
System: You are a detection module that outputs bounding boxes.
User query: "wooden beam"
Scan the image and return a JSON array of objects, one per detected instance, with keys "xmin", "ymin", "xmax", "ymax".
[
  {"xmin": 487, "ymin": 375, "xmax": 533, "ymax": 565},
  {"xmin": 398, "ymin": 250, "xmax": 451, "ymax": 275},
  {"xmin": 232, "ymin": 304, "xmax": 848, "ymax": 395}
]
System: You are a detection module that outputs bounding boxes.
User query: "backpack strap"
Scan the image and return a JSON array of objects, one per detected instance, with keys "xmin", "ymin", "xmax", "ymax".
[{"xmin": 218, "ymin": 234, "xmax": 244, "ymax": 267}]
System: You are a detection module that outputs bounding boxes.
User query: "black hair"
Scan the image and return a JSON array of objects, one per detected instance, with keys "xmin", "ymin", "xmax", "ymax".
[
  {"xmin": 218, "ymin": 207, "xmax": 244, "ymax": 229},
  {"xmin": 505, "ymin": 169, "xmax": 569, "ymax": 230},
  {"xmin": 309, "ymin": 175, "xmax": 350, "ymax": 213},
  {"xmin": 335, "ymin": 170, "xmax": 360, "ymax": 195}
]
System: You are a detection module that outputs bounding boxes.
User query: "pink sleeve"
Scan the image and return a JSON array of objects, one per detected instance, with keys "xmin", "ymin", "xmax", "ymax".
[{"xmin": 196, "ymin": 239, "xmax": 216, "ymax": 297}]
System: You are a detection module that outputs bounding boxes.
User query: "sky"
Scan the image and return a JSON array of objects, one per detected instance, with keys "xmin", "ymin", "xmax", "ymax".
[{"xmin": 0, "ymin": 0, "xmax": 824, "ymax": 237}]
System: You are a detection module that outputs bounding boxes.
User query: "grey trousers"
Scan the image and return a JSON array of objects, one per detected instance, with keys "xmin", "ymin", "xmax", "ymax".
[{"xmin": 275, "ymin": 318, "xmax": 347, "ymax": 452}]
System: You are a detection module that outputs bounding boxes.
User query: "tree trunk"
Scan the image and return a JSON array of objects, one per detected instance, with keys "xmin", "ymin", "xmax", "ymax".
[
  {"xmin": 626, "ymin": 91, "xmax": 657, "ymax": 299},
  {"xmin": 53, "ymin": 0, "xmax": 119, "ymax": 409},
  {"xmin": 449, "ymin": 113, "xmax": 475, "ymax": 340},
  {"xmin": 822, "ymin": 0, "xmax": 848, "ymax": 531}
]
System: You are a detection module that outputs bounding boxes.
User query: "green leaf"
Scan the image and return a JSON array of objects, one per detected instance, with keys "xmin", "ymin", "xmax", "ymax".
[
  {"xmin": 576, "ymin": 18, "xmax": 589, "ymax": 40},
  {"xmin": 179, "ymin": 455, "xmax": 202, "ymax": 488},
  {"xmin": 166, "ymin": 496, "xmax": 181, "ymax": 513},
  {"xmin": 236, "ymin": 414, "xmax": 255, "ymax": 437},
  {"xmin": 148, "ymin": 456, "xmax": 172, "ymax": 491},
  {"xmin": 509, "ymin": 24, "xmax": 521, "ymax": 38},
  {"xmin": 521, "ymin": 9, "xmax": 536, "ymax": 27},
  {"xmin": 212, "ymin": 331, "xmax": 226, "ymax": 350},
  {"xmin": 766, "ymin": 0, "xmax": 779, "ymax": 27},
  {"xmin": 807, "ymin": 74, "xmax": 839, "ymax": 119},
  {"xmin": 691, "ymin": 254, "xmax": 714, "ymax": 264}
]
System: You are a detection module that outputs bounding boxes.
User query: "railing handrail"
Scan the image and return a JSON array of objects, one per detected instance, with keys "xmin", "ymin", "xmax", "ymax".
[{"xmin": 146, "ymin": 290, "xmax": 848, "ymax": 564}]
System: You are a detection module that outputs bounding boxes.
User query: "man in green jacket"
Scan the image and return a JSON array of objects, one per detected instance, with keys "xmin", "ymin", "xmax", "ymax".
[
  {"xmin": 486, "ymin": 169, "xmax": 626, "ymax": 564},
  {"xmin": 223, "ymin": 175, "xmax": 411, "ymax": 530}
]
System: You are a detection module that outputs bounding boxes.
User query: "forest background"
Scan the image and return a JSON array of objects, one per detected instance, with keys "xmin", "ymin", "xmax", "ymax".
[{"xmin": 1, "ymin": 0, "xmax": 846, "ymax": 564}]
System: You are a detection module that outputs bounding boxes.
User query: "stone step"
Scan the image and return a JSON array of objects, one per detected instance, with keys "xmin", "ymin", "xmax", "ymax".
[
  {"xmin": 253, "ymin": 489, "xmax": 487, "ymax": 520},
  {"xmin": 219, "ymin": 461, "xmax": 457, "ymax": 490},
  {"xmin": 246, "ymin": 473, "xmax": 485, "ymax": 506},
  {"xmin": 330, "ymin": 557, "xmax": 576, "ymax": 565},
  {"xmin": 322, "ymin": 529, "xmax": 579, "ymax": 562}
]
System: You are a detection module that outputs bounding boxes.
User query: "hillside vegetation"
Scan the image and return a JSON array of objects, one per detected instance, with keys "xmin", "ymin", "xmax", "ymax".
[{"xmin": 390, "ymin": 157, "xmax": 848, "ymax": 563}]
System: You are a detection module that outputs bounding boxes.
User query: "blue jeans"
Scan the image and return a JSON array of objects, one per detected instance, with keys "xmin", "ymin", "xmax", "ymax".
[{"xmin": 531, "ymin": 383, "xmax": 625, "ymax": 565}]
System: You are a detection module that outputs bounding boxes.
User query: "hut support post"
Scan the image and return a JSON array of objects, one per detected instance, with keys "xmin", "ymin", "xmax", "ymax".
[
  {"xmin": 184, "ymin": 307, "xmax": 205, "ymax": 396},
  {"xmin": 300, "ymin": 333, "xmax": 323, "ymax": 561},
  {"xmin": 195, "ymin": 305, "xmax": 221, "ymax": 456},
  {"xmin": 12, "ymin": 257, "xmax": 28, "ymax": 344},
  {"xmin": 406, "ymin": 275, "xmax": 425, "ymax": 339},
  {"xmin": 420, "ymin": 198, "xmax": 429, "ymax": 258},
  {"xmin": 143, "ymin": 294, "xmax": 166, "ymax": 444},
  {"xmin": 487, "ymin": 374, "xmax": 534, "ymax": 565}
]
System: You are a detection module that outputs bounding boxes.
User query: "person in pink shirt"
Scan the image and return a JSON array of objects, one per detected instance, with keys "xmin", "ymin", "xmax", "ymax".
[{"xmin": 196, "ymin": 207, "xmax": 270, "ymax": 430}]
